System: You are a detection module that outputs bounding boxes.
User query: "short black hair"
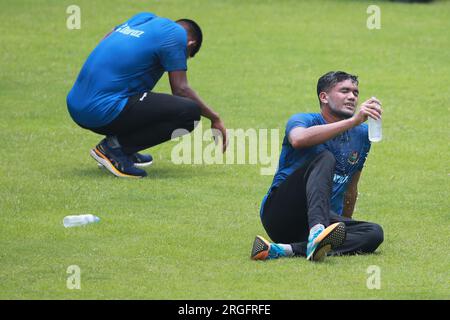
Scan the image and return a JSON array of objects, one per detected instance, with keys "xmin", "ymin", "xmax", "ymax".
[
  {"xmin": 317, "ymin": 71, "xmax": 358, "ymax": 101},
  {"xmin": 176, "ymin": 18, "xmax": 203, "ymax": 57}
]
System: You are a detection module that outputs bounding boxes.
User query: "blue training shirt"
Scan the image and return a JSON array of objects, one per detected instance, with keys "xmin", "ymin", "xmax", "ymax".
[
  {"xmin": 67, "ymin": 12, "xmax": 188, "ymax": 128},
  {"xmin": 263, "ymin": 113, "xmax": 371, "ymax": 216}
]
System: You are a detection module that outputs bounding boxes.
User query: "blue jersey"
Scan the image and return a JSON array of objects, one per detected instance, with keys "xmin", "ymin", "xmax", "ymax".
[
  {"xmin": 266, "ymin": 113, "xmax": 371, "ymax": 215},
  {"xmin": 67, "ymin": 12, "xmax": 188, "ymax": 128}
]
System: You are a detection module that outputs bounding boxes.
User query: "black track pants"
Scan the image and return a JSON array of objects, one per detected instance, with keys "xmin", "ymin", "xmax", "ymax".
[
  {"xmin": 83, "ymin": 91, "xmax": 201, "ymax": 154},
  {"xmin": 261, "ymin": 150, "xmax": 384, "ymax": 256}
]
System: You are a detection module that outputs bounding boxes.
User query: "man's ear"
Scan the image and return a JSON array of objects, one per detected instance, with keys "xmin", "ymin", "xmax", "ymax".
[{"xmin": 319, "ymin": 92, "xmax": 328, "ymax": 104}]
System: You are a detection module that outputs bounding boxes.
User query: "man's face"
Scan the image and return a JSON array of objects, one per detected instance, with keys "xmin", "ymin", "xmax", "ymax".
[{"xmin": 323, "ymin": 79, "xmax": 359, "ymax": 119}]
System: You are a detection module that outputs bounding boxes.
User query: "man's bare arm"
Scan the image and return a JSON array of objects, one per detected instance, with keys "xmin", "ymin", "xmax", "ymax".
[
  {"xmin": 342, "ymin": 170, "xmax": 362, "ymax": 218},
  {"xmin": 288, "ymin": 98, "xmax": 382, "ymax": 149},
  {"xmin": 169, "ymin": 70, "xmax": 219, "ymax": 121},
  {"xmin": 168, "ymin": 70, "xmax": 227, "ymax": 151},
  {"xmin": 289, "ymin": 119, "xmax": 357, "ymax": 149}
]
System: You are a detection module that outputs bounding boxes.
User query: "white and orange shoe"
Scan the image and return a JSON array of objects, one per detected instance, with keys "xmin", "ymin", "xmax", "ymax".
[
  {"xmin": 250, "ymin": 235, "xmax": 288, "ymax": 260},
  {"xmin": 306, "ymin": 222, "xmax": 346, "ymax": 262}
]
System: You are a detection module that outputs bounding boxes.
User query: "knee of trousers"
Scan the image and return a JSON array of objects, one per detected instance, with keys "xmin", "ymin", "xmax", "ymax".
[
  {"xmin": 362, "ymin": 223, "xmax": 384, "ymax": 253},
  {"xmin": 310, "ymin": 150, "xmax": 336, "ymax": 172},
  {"xmin": 181, "ymin": 101, "xmax": 202, "ymax": 132},
  {"xmin": 318, "ymin": 150, "xmax": 336, "ymax": 165},
  {"xmin": 186, "ymin": 100, "xmax": 202, "ymax": 121}
]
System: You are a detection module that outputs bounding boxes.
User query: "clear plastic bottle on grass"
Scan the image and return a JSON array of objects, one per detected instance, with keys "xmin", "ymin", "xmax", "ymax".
[{"xmin": 63, "ymin": 214, "xmax": 100, "ymax": 228}]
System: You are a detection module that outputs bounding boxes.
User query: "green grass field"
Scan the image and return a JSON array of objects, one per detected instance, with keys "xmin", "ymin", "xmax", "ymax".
[{"xmin": 1, "ymin": 0, "xmax": 449, "ymax": 299}]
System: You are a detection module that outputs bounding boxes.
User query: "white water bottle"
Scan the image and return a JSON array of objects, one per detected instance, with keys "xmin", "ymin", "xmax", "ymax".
[
  {"xmin": 368, "ymin": 117, "xmax": 382, "ymax": 142},
  {"xmin": 63, "ymin": 214, "xmax": 100, "ymax": 228}
]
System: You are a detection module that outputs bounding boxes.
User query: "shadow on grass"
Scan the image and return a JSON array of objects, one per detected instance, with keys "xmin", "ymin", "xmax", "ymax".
[{"xmin": 67, "ymin": 164, "xmax": 223, "ymax": 180}]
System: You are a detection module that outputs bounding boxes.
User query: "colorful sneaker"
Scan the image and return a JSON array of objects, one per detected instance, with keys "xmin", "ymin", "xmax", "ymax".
[
  {"xmin": 131, "ymin": 153, "xmax": 153, "ymax": 167},
  {"xmin": 306, "ymin": 222, "xmax": 346, "ymax": 262},
  {"xmin": 90, "ymin": 139, "xmax": 147, "ymax": 178},
  {"xmin": 250, "ymin": 235, "xmax": 287, "ymax": 260},
  {"xmin": 97, "ymin": 152, "xmax": 153, "ymax": 168}
]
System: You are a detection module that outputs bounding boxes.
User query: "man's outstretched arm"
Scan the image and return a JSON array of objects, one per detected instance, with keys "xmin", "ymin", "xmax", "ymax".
[
  {"xmin": 289, "ymin": 118, "xmax": 357, "ymax": 149},
  {"xmin": 288, "ymin": 98, "xmax": 382, "ymax": 149},
  {"xmin": 342, "ymin": 170, "xmax": 362, "ymax": 218},
  {"xmin": 168, "ymin": 70, "xmax": 227, "ymax": 151}
]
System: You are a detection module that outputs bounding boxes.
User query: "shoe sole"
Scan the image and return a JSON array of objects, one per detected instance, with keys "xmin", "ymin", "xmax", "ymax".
[
  {"xmin": 307, "ymin": 222, "xmax": 346, "ymax": 262},
  {"xmin": 90, "ymin": 148, "xmax": 144, "ymax": 179},
  {"xmin": 251, "ymin": 235, "xmax": 270, "ymax": 260},
  {"xmin": 134, "ymin": 161, "xmax": 153, "ymax": 168},
  {"xmin": 98, "ymin": 161, "xmax": 153, "ymax": 168}
]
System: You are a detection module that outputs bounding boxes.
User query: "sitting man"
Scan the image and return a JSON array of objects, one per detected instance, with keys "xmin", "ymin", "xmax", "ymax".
[{"xmin": 251, "ymin": 71, "xmax": 384, "ymax": 262}]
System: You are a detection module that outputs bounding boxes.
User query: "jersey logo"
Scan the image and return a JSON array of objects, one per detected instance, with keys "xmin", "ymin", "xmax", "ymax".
[
  {"xmin": 348, "ymin": 151, "xmax": 359, "ymax": 165},
  {"xmin": 333, "ymin": 174, "xmax": 349, "ymax": 184},
  {"xmin": 140, "ymin": 92, "xmax": 148, "ymax": 101},
  {"xmin": 115, "ymin": 24, "xmax": 145, "ymax": 38}
]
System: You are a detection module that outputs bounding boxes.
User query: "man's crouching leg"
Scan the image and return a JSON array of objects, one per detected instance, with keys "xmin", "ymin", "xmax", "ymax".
[{"xmin": 329, "ymin": 216, "xmax": 384, "ymax": 256}]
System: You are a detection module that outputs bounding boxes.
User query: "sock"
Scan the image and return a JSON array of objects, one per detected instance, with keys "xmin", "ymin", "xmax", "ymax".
[{"xmin": 277, "ymin": 244, "xmax": 294, "ymax": 257}]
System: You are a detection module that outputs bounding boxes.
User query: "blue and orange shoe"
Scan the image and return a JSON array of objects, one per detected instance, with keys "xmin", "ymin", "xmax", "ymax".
[
  {"xmin": 250, "ymin": 235, "xmax": 287, "ymax": 260},
  {"xmin": 98, "ymin": 152, "xmax": 153, "ymax": 169},
  {"xmin": 306, "ymin": 222, "xmax": 346, "ymax": 262},
  {"xmin": 90, "ymin": 139, "xmax": 147, "ymax": 178},
  {"xmin": 131, "ymin": 153, "xmax": 153, "ymax": 167}
]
